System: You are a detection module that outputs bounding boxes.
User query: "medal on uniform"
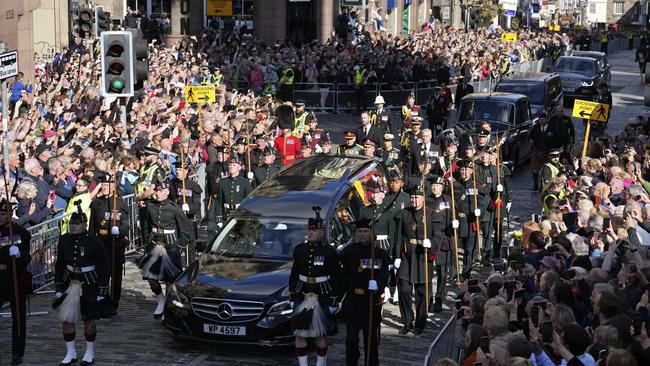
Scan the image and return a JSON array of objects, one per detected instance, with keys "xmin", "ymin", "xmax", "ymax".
[
  {"xmin": 461, "ymin": 194, "xmax": 466, "ymax": 200},
  {"xmin": 314, "ymin": 256, "xmax": 324, "ymax": 266},
  {"xmin": 236, "ymin": 185, "xmax": 240, "ymax": 192},
  {"xmin": 487, "ymin": 177, "xmax": 492, "ymax": 184},
  {"xmin": 80, "ymin": 246, "xmax": 85, "ymax": 256},
  {"xmin": 411, "ymin": 223, "xmax": 417, "ymax": 231},
  {"xmin": 400, "ymin": 202, "xmax": 405, "ymax": 209}
]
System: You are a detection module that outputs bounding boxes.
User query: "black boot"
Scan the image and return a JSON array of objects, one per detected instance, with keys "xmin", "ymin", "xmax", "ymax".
[
  {"xmin": 399, "ymin": 322, "xmax": 413, "ymax": 334},
  {"xmin": 532, "ymin": 172, "xmax": 539, "ymax": 191},
  {"xmin": 433, "ymin": 297, "xmax": 443, "ymax": 313}
]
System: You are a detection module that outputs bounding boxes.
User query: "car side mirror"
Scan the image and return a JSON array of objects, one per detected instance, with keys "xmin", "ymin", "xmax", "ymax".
[{"xmin": 531, "ymin": 117, "xmax": 539, "ymax": 126}]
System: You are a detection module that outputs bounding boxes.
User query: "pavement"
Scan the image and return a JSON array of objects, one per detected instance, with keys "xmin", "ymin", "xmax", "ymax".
[{"xmin": 1, "ymin": 50, "xmax": 647, "ymax": 366}]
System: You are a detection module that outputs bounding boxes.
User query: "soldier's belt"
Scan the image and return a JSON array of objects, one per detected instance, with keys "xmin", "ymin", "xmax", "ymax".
[
  {"xmin": 299, "ymin": 275, "xmax": 329, "ymax": 284},
  {"xmin": 0, "ymin": 264, "xmax": 6, "ymax": 271},
  {"xmin": 152, "ymin": 228, "xmax": 176, "ymax": 234},
  {"xmin": 223, "ymin": 203, "xmax": 240, "ymax": 210},
  {"xmin": 376, "ymin": 235, "xmax": 388, "ymax": 240},
  {"xmin": 98, "ymin": 229, "xmax": 109, "ymax": 235},
  {"xmin": 353, "ymin": 288, "xmax": 366, "ymax": 295},
  {"xmin": 66, "ymin": 265, "xmax": 96, "ymax": 273},
  {"xmin": 457, "ymin": 213, "xmax": 466, "ymax": 218},
  {"xmin": 409, "ymin": 239, "xmax": 423, "ymax": 245}
]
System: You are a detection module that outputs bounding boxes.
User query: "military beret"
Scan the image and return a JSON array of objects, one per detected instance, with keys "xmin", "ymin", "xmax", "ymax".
[{"xmin": 354, "ymin": 217, "xmax": 373, "ymax": 229}]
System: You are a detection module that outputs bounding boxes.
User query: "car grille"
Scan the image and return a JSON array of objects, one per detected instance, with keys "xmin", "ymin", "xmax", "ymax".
[
  {"xmin": 191, "ymin": 297, "xmax": 266, "ymax": 323},
  {"xmin": 562, "ymin": 79, "xmax": 582, "ymax": 90}
]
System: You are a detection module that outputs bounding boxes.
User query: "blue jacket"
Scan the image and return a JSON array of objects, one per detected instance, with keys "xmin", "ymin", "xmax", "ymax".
[{"xmin": 10, "ymin": 80, "xmax": 32, "ymax": 103}]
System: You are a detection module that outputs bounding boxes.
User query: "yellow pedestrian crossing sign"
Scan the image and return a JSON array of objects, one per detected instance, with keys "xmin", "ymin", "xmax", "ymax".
[
  {"xmin": 571, "ymin": 99, "xmax": 609, "ymax": 122},
  {"xmin": 184, "ymin": 85, "xmax": 215, "ymax": 103},
  {"xmin": 501, "ymin": 33, "xmax": 518, "ymax": 42}
]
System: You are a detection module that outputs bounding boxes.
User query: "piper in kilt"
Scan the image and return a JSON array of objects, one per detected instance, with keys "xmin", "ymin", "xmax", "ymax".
[
  {"xmin": 139, "ymin": 180, "xmax": 195, "ymax": 319},
  {"xmin": 288, "ymin": 207, "xmax": 342, "ymax": 366},
  {"xmin": 53, "ymin": 205, "xmax": 111, "ymax": 366}
]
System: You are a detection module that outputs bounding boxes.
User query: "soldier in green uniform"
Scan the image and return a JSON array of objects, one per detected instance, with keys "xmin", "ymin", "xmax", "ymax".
[
  {"xmin": 170, "ymin": 161, "xmax": 203, "ymax": 225},
  {"xmin": 340, "ymin": 218, "xmax": 390, "ymax": 366},
  {"xmin": 253, "ymin": 147, "xmax": 281, "ymax": 187},
  {"xmin": 474, "ymin": 147, "xmax": 497, "ymax": 265},
  {"xmin": 88, "ymin": 175, "xmax": 130, "ymax": 311},
  {"xmin": 452, "ymin": 160, "xmax": 485, "ymax": 276},
  {"xmin": 394, "ymin": 185, "xmax": 435, "ymax": 335},
  {"xmin": 378, "ymin": 133, "xmax": 401, "ymax": 168},
  {"xmin": 215, "ymin": 159, "xmax": 254, "ymax": 226},
  {"xmin": 490, "ymin": 148, "xmax": 512, "ymax": 259},
  {"xmin": 427, "ymin": 175, "xmax": 453, "ymax": 312},
  {"xmin": 337, "ymin": 131, "xmax": 363, "ymax": 155},
  {"xmin": 136, "ymin": 147, "xmax": 166, "ymax": 245},
  {"xmin": 400, "ymin": 117, "xmax": 424, "ymax": 174},
  {"xmin": 384, "ymin": 168, "xmax": 410, "ymax": 304},
  {"xmin": 432, "ymin": 135, "xmax": 460, "ymax": 177}
]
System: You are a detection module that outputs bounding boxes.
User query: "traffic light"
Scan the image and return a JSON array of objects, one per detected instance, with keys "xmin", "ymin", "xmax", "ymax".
[
  {"xmin": 100, "ymin": 31, "xmax": 134, "ymax": 97},
  {"xmin": 469, "ymin": 8, "xmax": 479, "ymax": 29},
  {"xmin": 95, "ymin": 6, "xmax": 110, "ymax": 35},
  {"xmin": 78, "ymin": 7, "xmax": 93, "ymax": 38},
  {"xmin": 126, "ymin": 28, "xmax": 149, "ymax": 89}
]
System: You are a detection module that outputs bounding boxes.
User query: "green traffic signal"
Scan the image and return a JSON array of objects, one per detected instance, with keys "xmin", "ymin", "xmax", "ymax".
[{"xmin": 109, "ymin": 79, "xmax": 125, "ymax": 92}]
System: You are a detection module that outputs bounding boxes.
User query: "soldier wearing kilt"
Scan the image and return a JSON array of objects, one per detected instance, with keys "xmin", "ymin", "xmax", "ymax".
[
  {"xmin": 88, "ymin": 175, "xmax": 130, "ymax": 311},
  {"xmin": 53, "ymin": 207, "xmax": 111, "ymax": 366},
  {"xmin": 475, "ymin": 146, "xmax": 497, "ymax": 265},
  {"xmin": 0, "ymin": 200, "xmax": 31, "ymax": 366},
  {"xmin": 340, "ymin": 218, "xmax": 390, "ymax": 366},
  {"xmin": 289, "ymin": 207, "xmax": 341, "ymax": 366},
  {"xmin": 139, "ymin": 180, "xmax": 195, "ymax": 319}
]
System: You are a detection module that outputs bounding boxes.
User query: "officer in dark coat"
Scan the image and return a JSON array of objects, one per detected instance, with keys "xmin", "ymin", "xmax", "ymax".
[
  {"xmin": 88, "ymin": 175, "xmax": 130, "ymax": 311},
  {"xmin": 289, "ymin": 207, "xmax": 342, "ymax": 366},
  {"xmin": 170, "ymin": 161, "xmax": 203, "ymax": 224},
  {"xmin": 253, "ymin": 147, "xmax": 281, "ymax": 187},
  {"xmin": 0, "ymin": 200, "xmax": 31, "ymax": 365},
  {"xmin": 206, "ymin": 146, "xmax": 229, "ymax": 232},
  {"xmin": 452, "ymin": 160, "xmax": 487, "ymax": 275},
  {"xmin": 425, "ymin": 86, "xmax": 448, "ymax": 137},
  {"xmin": 475, "ymin": 148, "xmax": 497, "ymax": 264},
  {"xmin": 340, "ymin": 218, "xmax": 390, "ymax": 366},
  {"xmin": 490, "ymin": 149, "xmax": 512, "ymax": 259},
  {"xmin": 140, "ymin": 180, "xmax": 195, "ymax": 319},
  {"xmin": 215, "ymin": 158, "xmax": 253, "ymax": 225},
  {"xmin": 384, "ymin": 168, "xmax": 410, "ymax": 304},
  {"xmin": 378, "ymin": 134, "xmax": 401, "ymax": 168},
  {"xmin": 394, "ymin": 185, "xmax": 435, "ymax": 335},
  {"xmin": 54, "ymin": 206, "xmax": 111, "ymax": 366},
  {"xmin": 427, "ymin": 175, "xmax": 453, "ymax": 313},
  {"xmin": 431, "ymin": 135, "xmax": 460, "ymax": 177}
]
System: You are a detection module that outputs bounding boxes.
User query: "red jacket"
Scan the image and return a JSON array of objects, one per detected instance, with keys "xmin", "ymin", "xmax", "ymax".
[{"xmin": 274, "ymin": 135, "xmax": 302, "ymax": 165}]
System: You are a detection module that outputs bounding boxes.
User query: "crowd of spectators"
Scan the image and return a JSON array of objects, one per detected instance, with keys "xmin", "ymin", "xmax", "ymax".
[{"xmin": 447, "ymin": 115, "xmax": 650, "ymax": 366}]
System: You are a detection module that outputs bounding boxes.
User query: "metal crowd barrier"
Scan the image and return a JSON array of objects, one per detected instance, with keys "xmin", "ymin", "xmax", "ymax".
[
  {"xmin": 336, "ymin": 83, "xmax": 379, "ymax": 112},
  {"xmin": 24, "ymin": 194, "xmax": 143, "ymax": 294},
  {"xmin": 26, "ymin": 213, "xmax": 71, "ymax": 293},
  {"xmin": 423, "ymin": 316, "xmax": 459, "ymax": 365},
  {"xmin": 293, "ymin": 82, "xmax": 336, "ymax": 112}
]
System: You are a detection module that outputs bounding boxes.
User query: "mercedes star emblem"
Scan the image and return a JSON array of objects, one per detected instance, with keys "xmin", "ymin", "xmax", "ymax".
[{"xmin": 217, "ymin": 303, "xmax": 233, "ymax": 320}]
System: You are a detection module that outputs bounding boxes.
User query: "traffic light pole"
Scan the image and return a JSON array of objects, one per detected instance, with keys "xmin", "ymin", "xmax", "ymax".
[{"xmin": 2, "ymin": 80, "xmax": 9, "ymax": 175}]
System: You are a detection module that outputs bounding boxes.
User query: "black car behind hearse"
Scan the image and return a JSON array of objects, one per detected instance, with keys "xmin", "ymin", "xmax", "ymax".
[
  {"xmin": 163, "ymin": 155, "xmax": 389, "ymax": 346},
  {"xmin": 450, "ymin": 92, "xmax": 536, "ymax": 170}
]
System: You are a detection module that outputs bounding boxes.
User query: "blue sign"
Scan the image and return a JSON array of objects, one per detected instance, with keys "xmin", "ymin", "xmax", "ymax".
[{"xmin": 504, "ymin": 9, "xmax": 517, "ymax": 16}]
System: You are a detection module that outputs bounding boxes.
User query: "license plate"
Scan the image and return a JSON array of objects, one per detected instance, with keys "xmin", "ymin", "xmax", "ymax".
[{"xmin": 203, "ymin": 324, "xmax": 246, "ymax": 336}]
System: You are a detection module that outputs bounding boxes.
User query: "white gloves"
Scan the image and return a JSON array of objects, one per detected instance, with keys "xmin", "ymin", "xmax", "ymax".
[
  {"xmin": 328, "ymin": 304, "xmax": 340, "ymax": 314},
  {"xmin": 289, "ymin": 301, "xmax": 294, "ymax": 309},
  {"xmin": 247, "ymin": 172, "xmax": 254, "ymax": 180},
  {"xmin": 182, "ymin": 203, "xmax": 190, "ymax": 212},
  {"xmin": 474, "ymin": 209, "xmax": 481, "ymax": 217},
  {"xmin": 497, "ymin": 184, "xmax": 503, "ymax": 192},
  {"xmin": 217, "ymin": 222, "xmax": 223, "ymax": 228},
  {"xmin": 9, "ymin": 245, "xmax": 20, "ymax": 258},
  {"xmin": 368, "ymin": 280, "xmax": 378, "ymax": 291},
  {"xmin": 394, "ymin": 258, "xmax": 401, "ymax": 269},
  {"xmin": 55, "ymin": 292, "xmax": 63, "ymax": 298},
  {"xmin": 452, "ymin": 220, "xmax": 460, "ymax": 229},
  {"xmin": 422, "ymin": 239, "xmax": 432, "ymax": 249},
  {"xmin": 506, "ymin": 202, "xmax": 512, "ymax": 212},
  {"xmin": 111, "ymin": 226, "xmax": 120, "ymax": 235},
  {"xmin": 97, "ymin": 296, "xmax": 105, "ymax": 301},
  {"xmin": 315, "ymin": 144, "xmax": 323, "ymax": 153}
]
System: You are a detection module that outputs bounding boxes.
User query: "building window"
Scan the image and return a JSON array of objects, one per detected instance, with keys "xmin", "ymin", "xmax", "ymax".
[
  {"xmin": 613, "ymin": 2, "xmax": 624, "ymax": 14},
  {"xmin": 589, "ymin": 3, "xmax": 596, "ymax": 13}
]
